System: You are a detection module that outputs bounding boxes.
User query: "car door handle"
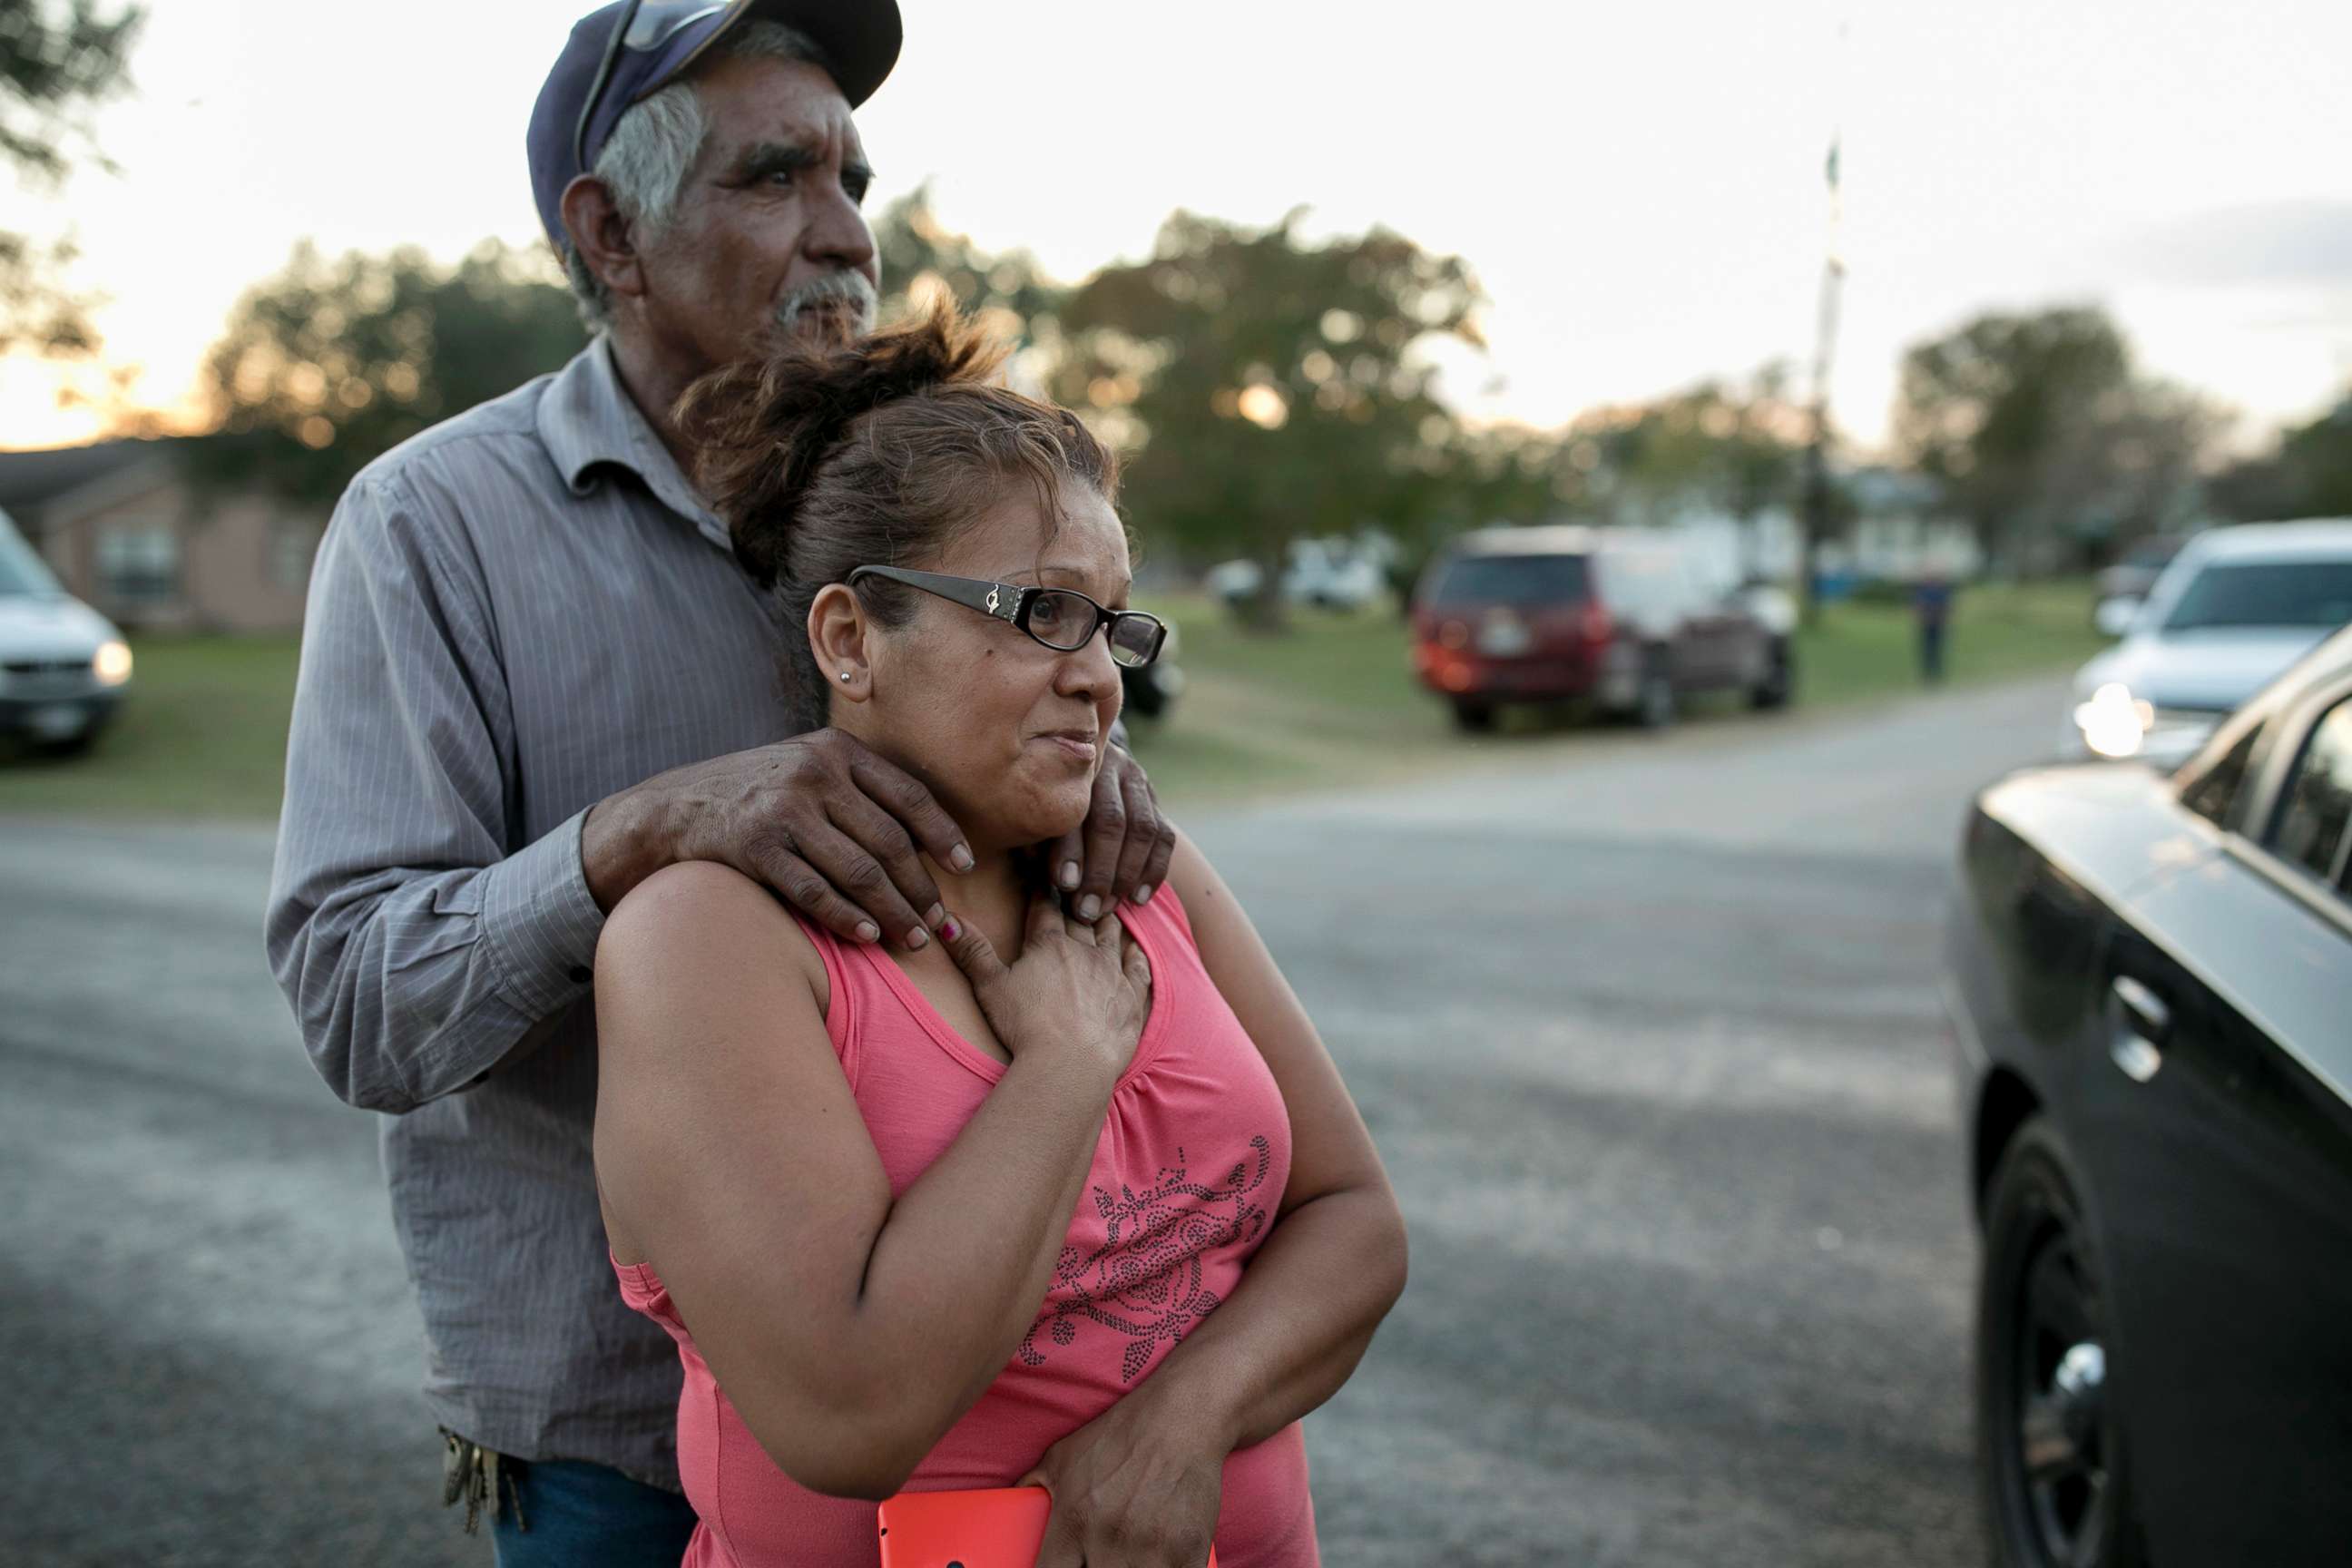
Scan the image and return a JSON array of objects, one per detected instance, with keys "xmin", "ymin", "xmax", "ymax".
[{"xmin": 2109, "ymin": 975, "xmax": 2169, "ymax": 1083}]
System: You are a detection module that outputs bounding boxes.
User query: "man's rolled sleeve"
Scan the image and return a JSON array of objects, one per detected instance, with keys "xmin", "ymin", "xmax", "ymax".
[{"xmin": 477, "ymin": 806, "xmax": 607, "ymax": 1017}]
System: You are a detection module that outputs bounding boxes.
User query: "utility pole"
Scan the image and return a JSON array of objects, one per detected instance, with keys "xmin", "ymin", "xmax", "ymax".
[{"xmin": 1798, "ymin": 29, "xmax": 1848, "ymax": 626}]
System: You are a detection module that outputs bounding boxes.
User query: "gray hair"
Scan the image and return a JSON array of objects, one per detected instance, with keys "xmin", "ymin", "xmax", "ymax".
[{"xmin": 562, "ymin": 21, "xmax": 835, "ymax": 331}]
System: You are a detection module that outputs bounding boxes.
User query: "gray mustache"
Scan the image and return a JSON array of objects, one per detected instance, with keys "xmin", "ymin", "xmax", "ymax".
[{"xmin": 778, "ymin": 271, "xmax": 878, "ymax": 330}]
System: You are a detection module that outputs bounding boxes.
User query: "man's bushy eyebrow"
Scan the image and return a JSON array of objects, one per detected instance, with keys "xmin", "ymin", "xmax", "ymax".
[
  {"xmin": 724, "ymin": 139, "xmax": 874, "ymax": 191},
  {"xmin": 725, "ymin": 139, "xmax": 818, "ymax": 179}
]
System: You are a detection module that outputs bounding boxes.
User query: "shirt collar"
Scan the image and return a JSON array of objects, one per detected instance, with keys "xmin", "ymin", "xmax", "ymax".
[{"xmin": 537, "ymin": 335, "xmax": 734, "ymax": 554}]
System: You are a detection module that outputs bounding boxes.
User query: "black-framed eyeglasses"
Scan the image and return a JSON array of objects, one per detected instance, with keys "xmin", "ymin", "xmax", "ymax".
[
  {"xmin": 573, "ymin": 1, "xmax": 733, "ymax": 174},
  {"xmin": 847, "ymin": 566, "xmax": 1168, "ymax": 669}
]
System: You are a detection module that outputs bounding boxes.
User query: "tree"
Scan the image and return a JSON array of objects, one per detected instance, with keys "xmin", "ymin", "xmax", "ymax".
[
  {"xmin": 1446, "ymin": 421, "xmax": 1575, "ymax": 525},
  {"xmin": 2092, "ymin": 377, "xmax": 2230, "ymax": 549},
  {"xmin": 1891, "ymin": 306, "xmax": 2175, "ymax": 570},
  {"xmin": 1053, "ymin": 209, "xmax": 1487, "ymax": 626},
  {"xmin": 869, "ymin": 184, "xmax": 1073, "ymax": 407},
  {"xmin": 1583, "ymin": 368, "xmax": 1805, "ymax": 530},
  {"xmin": 873, "ymin": 182, "xmax": 1063, "ymax": 338},
  {"xmin": 2276, "ymin": 398, "xmax": 2352, "ymax": 515},
  {"xmin": 1894, "ymin": 307, "xmax": 2131, "ymax": 565},
  {"xmin": 196, "ymin": 240, "xmax": 584, "ymax": 504},
  {"xmin": 2, "ymin": 0, "xmax": 145, "ymax": 355},
  {"xmin": 2210, "ymin": 391, "xmax": 2352, "ymax": 523},
  {"xmin": 871, "ymin": 198, "xmax": 1521, "ymax": 617}
]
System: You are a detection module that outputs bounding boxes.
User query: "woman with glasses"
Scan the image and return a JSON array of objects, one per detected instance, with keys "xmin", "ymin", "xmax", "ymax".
[{"xmin": 587, "ymin": 303, "xmax": 1406, "ymax": 1567}]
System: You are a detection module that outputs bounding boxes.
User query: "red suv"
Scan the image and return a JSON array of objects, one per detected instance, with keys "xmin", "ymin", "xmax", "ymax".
[{"xmin": 1410, "ymin": 526, "xmax": 1792, "ymax": 730}]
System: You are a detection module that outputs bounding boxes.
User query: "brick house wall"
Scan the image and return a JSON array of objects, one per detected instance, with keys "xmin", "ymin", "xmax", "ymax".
[{"xmin": 6, "ymin": 442, "xmax": 323, "ymax": 633}]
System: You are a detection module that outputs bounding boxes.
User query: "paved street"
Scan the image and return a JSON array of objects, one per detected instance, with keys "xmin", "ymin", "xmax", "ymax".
[{"xmin": 1, "ymin": 677, "xmax": 2067, "ymax": 1566}]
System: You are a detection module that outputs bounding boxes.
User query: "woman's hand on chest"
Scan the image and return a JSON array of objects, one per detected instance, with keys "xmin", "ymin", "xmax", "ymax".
[{"xmin": 926, "ymin": 888, "xmax": 1152, "ymax": 1080}]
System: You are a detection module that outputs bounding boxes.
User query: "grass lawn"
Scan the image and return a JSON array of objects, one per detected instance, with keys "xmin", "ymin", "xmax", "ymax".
[
  {"xmin": 1792, "ymin": 578, "xmax": 2107, "ymax": 705},
  {"xmin": 0, "ymin": 633, "xmax": 300, "ymax": 819},
  {"xmin": 0, "ymin": 582, "xmax": 2105, "ymax": 821},
  {"xmin": 1121, "ymin": 577, "xmax": 2109, "ymax": 802}
]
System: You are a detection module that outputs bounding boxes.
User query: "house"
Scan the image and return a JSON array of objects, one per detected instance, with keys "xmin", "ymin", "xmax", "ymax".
[
  {"xmin": 1835, "ymin": 466, "xmax": 1983, "ymax": 581},
  {"xmin": 0, "ymin": 438, "xmax": 324, "ymax": 632},
  {"xmin": 1534, "ymin": 464, "xmax": 1982, "ymax": 593}
]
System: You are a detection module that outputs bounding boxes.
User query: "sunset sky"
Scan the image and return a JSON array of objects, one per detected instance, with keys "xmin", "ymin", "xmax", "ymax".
[{"xmin": 5, "ymin": 0, "xmax": 2348, "ymax": 456}]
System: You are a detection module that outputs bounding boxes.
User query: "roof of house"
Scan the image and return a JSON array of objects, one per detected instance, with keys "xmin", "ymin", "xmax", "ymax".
[
  {"xmin": 1840, "ymin": 463, "xmax": 1945, "ymax": 514},
  {"xmin": 0, "ymin": 437, "xmax": 186, "ymax": 516}
]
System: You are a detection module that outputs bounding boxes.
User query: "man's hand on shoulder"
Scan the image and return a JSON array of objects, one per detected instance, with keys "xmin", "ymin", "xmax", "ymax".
[
  {"xmin": 1050, "ymin": 737, "xmax": 1178, "ymax": 925},
  {"xmin": 582, "ymin": 730, "xmax": 974, "ymax": 950}
]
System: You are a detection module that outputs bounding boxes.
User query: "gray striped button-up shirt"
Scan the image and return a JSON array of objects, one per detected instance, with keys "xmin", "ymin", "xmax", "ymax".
[{"xmin": 267, "ymin": 337, "xmax": 792, "ymax": 1487}]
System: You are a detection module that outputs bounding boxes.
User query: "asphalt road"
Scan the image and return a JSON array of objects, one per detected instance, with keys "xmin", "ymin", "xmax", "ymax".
[{"xmin": 0, "ymin": 677, "xmax": 2070, "ymax": 1566}]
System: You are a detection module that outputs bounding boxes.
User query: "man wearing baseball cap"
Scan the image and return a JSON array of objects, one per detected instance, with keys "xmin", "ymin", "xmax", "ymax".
[{"xmin": 266, "ymin": 5, "xmax": 1176, "ymax": 1562}]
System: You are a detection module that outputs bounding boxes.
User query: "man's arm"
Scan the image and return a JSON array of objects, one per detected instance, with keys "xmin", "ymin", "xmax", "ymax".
[{"xmin": 266, "ymin": 468, "xmax": 605, "ymax": 1113}]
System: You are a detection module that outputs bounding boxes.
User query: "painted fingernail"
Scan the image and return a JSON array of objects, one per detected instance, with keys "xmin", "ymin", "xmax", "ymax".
[
  {"xmin": 949, "ymin": 844, "xmax": 975, "ymax": 872},
  {"xmin": 926, "ymin": 904, "xmax": 946, "ymax": 928},
  {"xmin": 1132, "ymin": 885, "xmax": 1154, "ymax": 905},
  {"xmin": 854, "ymin": 921, "xmax": 881, "ymax": 944},
  {"xmin": 940, "ymin": 916, "xmax": 962, "ymax": 942},
  {"xmin": 906, "ymin": 926, "xmax": 929, "ymax": 950},
  {"xmin": 1060, "ymin": 860, "xmax": 1082, "ymax": 890},
  {"xmin": 1078, "ymin": 895, "xmax": 1102, "ymax": 921}
]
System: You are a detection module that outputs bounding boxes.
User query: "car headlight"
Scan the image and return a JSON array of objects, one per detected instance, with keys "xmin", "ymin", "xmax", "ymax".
[
  {"xmin": 93, "ymin": 639, "xmax": 132, "ymax": 687},
  {"xmin": 2073, "ymin": 681, "xmax": 2152, "ymax": 759}
]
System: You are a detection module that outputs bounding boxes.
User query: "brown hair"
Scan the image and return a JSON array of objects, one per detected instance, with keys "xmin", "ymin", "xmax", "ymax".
[{"xmin": 680, "ymin": 300, "xmax": 1123, "ymax": 731}]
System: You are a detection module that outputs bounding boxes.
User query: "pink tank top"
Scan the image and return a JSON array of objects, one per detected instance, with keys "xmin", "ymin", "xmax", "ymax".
[{"xmin": 612, "ymin": 886, "xmax": 1319, "ymax": 1567}]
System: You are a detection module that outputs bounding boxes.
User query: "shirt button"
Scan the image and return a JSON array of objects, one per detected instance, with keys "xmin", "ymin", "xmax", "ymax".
[{"xmin": 568, "ymin": 965, "xmax": 592, "ymax": 984}]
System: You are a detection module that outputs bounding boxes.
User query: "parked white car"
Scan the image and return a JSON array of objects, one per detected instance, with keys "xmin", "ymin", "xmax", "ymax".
[
  {"xmin": 0, "ymin": 505, "xmax": 132, "ymax": 751},
  {"xmin": 2065, "ymin": 519, "xmax": 2352, "ymax": 766},
  {"xmin": 1202, "ymin": 557, "xmax": 1267, "ymax": 605},
  {"xmin": 1207, "ymin": 535, "xmax": 1391, "ymax": 612},
  {"xmin": 1282, "ymin": 538, "xmax": 1386, "ymax": 610}
]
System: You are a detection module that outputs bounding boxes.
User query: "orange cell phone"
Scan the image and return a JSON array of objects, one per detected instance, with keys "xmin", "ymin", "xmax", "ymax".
[{"xmin": 877, "ymin": 1486, "xmax": 1218, "ymax": 1568}]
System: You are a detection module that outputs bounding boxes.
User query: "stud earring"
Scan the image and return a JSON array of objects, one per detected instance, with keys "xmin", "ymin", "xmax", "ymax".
[{"xmin": 839, "ymin": 671, "xmax": 852, "ymax": 681}]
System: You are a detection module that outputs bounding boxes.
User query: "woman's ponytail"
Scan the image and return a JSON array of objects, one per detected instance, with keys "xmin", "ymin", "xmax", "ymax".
[{"xmin": 678, "ymin": 299, "xmax": 1009, "ymax": 588}]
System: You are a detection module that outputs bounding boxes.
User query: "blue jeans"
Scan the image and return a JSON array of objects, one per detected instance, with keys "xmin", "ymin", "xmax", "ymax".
[
  {"xmin": 1920, "ymin": 621, "xmax": 1947, "ymax": 683},
  {"xmin": 491, "ymin": 1457, "xmax": 699, "ymax": 1568}
]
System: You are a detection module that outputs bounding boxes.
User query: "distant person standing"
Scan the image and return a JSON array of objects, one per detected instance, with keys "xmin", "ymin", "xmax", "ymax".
[
  {"xmin": 264, "ymin": 5, "xmax": 1176, "ymax": 1563},
  {"xmin": 1914, "ymin": 571, "xmax": 1955, "ymax": 684}
]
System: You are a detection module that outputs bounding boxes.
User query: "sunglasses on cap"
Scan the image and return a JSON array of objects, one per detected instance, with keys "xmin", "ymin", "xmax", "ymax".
[{"xmin": 573, "ymin": 1, "xmax": 731, "ymax": 173}]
